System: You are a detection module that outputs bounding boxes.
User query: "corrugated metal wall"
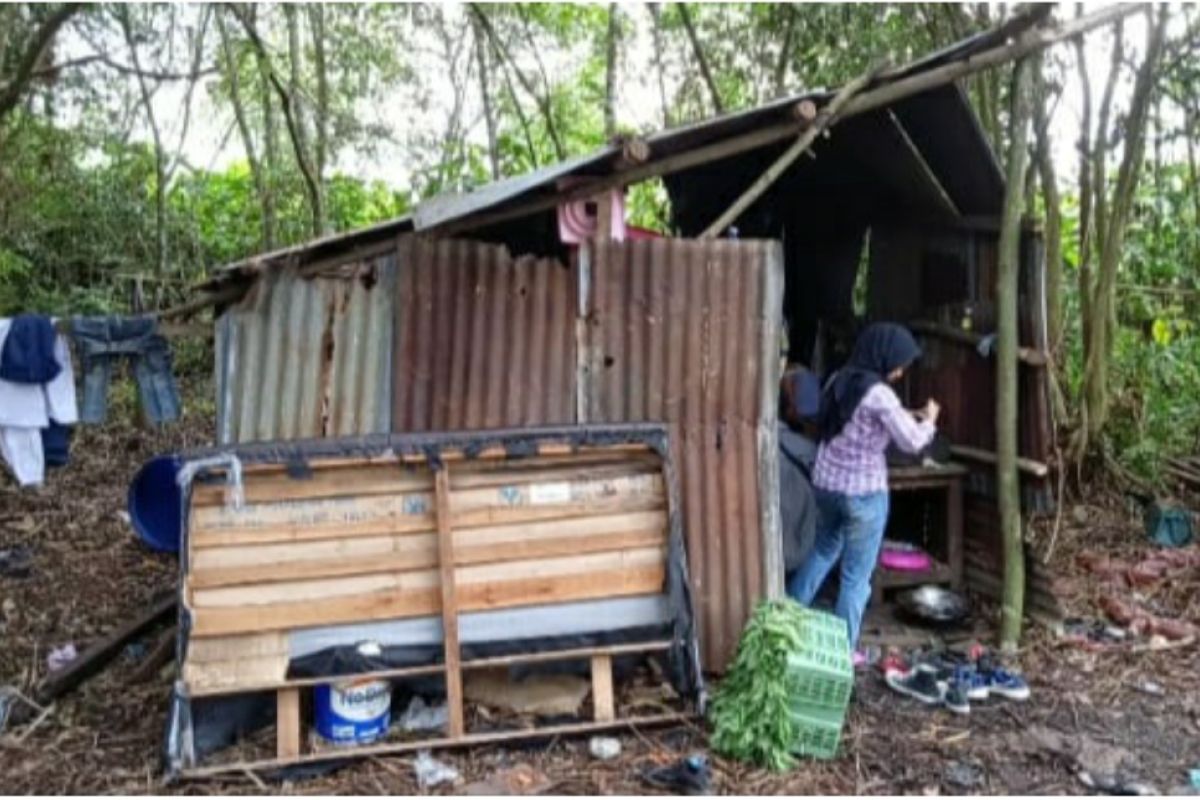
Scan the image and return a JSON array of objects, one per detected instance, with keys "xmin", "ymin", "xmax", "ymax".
[
  {"xmin": 215, "ymin": 255, "xmax": 395, "ymax": 444},
  {"xmin": 391, "ymin": 237, "xmax": 576, "ymax": 431},
  {"xmin": 216, "ymin": 234, "xmax": 785, "ymax": 670},
  {"xmin": 584, "ymin": 238, "xmax": 783, "ymax": 668}
]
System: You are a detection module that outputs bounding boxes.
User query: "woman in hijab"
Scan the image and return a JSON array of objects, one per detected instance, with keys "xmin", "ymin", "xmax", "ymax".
[{"xmin": 787, "ymin": 322, "xmax": 940, "ymax": 665}]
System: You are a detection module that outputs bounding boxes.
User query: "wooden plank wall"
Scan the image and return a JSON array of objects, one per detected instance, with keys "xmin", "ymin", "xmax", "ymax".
[{"xmin": 182, "ymin": 449, "xmax": 671, "ymax": 694}]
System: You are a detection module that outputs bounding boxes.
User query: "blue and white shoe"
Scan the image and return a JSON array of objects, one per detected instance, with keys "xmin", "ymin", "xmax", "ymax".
[
  {"xmin": 981, "ymin": 666, "xmax": 1030, "ymax": 701},
  {"xmin": 952, "ymin": 665, "xmax": 992, "ymax": 701}
]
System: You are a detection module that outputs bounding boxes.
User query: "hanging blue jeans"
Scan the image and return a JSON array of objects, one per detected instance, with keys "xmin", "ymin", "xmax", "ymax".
[
  {"xmin": 71, "ymin": 315, "xmax": 181, "ymax": 424},
  {"xmin": 786, "ymin": 488, "xmax": 889, "ymax": 648}
]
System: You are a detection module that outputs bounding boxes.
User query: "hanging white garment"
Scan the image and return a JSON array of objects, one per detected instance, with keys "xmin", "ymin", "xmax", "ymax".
[{"xmin": 0, "ymin": 318, "xmax": 79, "ymax": 486}]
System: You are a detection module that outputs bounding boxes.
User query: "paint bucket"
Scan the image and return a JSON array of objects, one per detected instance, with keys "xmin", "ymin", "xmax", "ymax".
[{"xmin": 314, "ymin": 643, "xmax": 391, "ymax": 745}]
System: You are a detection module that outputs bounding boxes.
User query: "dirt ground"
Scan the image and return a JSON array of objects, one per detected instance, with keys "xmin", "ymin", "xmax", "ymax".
[{"xmin": 2, "ymin": 376, "xmax": 1199, "ymax": 795}]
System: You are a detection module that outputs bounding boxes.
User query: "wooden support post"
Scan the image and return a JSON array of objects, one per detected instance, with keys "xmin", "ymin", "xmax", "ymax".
[
  {"xmin": 276, "ymin": 688, "xmax": 301, "ymax": 760},
  {"xmin": 590, "ymin": 654, "xmax": 615, "ymax": 722},
  {"xmin": 594, "ymin": 192, "xmax": 614, "ymax": 240},
  {"xmin": 435, "ymin": 467, "xmax": 465, "ymax": 738},
  {"xmin": 947, "ymin": 476, "xmax": 964, "ymax": 592}
]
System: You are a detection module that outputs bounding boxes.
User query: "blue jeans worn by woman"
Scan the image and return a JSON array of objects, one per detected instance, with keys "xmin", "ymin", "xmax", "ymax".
[{"xmin": 786, "ymin": 488, "xmax": 889, "ymax": 648}]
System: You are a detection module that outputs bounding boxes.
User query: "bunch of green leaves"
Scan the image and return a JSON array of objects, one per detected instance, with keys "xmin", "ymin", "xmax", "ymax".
[{"xmin": 709, "ymin": 599, "xmax": 809, "ymax": 771}]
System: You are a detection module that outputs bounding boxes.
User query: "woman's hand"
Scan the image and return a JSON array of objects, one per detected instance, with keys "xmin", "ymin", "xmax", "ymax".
[{"xmin": 914, "ymin": 399, "xmax": 940, "ymax": 424}]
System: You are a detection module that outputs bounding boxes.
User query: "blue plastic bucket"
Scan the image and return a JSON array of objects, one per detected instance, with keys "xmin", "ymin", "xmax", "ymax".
[
  {"xmin": 314, "ymin": 678, "xmax": 392, "ymax": 745},
  {"xmin": 128, "ymin": 455, "xmax": 182, "ymax": 553}
]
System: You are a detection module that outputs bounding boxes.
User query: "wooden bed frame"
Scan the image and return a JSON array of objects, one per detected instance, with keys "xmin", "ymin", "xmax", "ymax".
[{"xmin": 173, "ymin": 436, "xmax": 697, "ymax": 777}]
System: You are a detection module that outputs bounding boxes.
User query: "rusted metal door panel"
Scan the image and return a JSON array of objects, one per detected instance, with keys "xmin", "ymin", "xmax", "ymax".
[
  {"xmin": 392, "ymin": 236, "xmax": 576, "ymax": 432},
  {"xmin": 583, "ymin": 238, "xmax": 784, "ymax": 670},
  {"xmin": 215, "ymin": 257, "xmax": 395, "ymax": 445}
]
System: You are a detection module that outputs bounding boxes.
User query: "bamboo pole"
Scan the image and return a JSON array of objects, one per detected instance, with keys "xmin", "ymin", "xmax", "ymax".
[
  {"xmin": 698, "ymin": 71, "xmax": 877, "ymax": 239},
  {"xmin": 996, "ymin": 54, "xmax": 1035, "ymax": 651}
]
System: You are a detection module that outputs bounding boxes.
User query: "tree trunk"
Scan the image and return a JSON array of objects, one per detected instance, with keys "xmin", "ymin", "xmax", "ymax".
[
  {"xmin": 677, "ymin": 4, "xmax": 724, "ymax": 114},
  {"xmin": 234, "ymin": 5, "xmax": 323, "ymax": 239},
  {"xmin": 470, "ymin": 4, "xmax": 565, "ymax": 161},
  {"xmin": 217, "ymin": 10, "xmax": 272, "ymax": 251},
  {"xmin": 1033, "ymin": 68, "xmax": 1064, "ymax": 356},
  {"xmin": 647, "ymin": 4, "xmax": 671, "ymax": 127},
  {"xmin": 1075, "ymin": 10, "xmax": 1167, "ymax": 451},
  {"xmin": 309, "ymin": 4, "xmax": 330, "ymax": 234},
  {"xmin": 258, "ymin": 30, "xmax": 279, "ymax": 250},
  {"xmin": 0, "ymin": 4, "xmax": 79, "ymax": 126},
  {"xmin": 471, "ymin": 14, "xmax": 501, "ymax": 180},
  {"xmin": 118, "ymin": 5, "xmax": 168, "ymax": 278},
  {"xmin": 997, "ymin": 53, "xmax": 1034, "ymax": 651},
  {"xmin": 604, "ymin": 3, "xmax": 619, "ymax": 138},
  {"xmin": 773, "ymin": 5, "xmax": 797, "ymax": 97},
  {"xmin": 1073, "ymin": 25, "xmax": 1094, "ymax": 354}
]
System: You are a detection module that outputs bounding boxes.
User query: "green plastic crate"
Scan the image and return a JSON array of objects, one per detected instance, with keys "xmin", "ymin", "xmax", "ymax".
[
  {"xmin": 784, "ymin": 609, "xmax": 853, "ymax": 710},
  {"xmin": 790, "ymin": 701, "xmax": 845, "ymax": 759}
]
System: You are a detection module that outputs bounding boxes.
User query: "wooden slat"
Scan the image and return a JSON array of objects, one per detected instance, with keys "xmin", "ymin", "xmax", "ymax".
[
  {"xmin": 189, "ymin": 474, "xmax": 664, "ymax": 548},
  {"xmin": 189, "ymin": 564, "xmax": 666, "ymax": 637},
  {"xmin": 277, "ymin": 688, "xmax": 301, "ymax": 759},
  {"xmin": 192, "ymin": 455, "xmax": 660, "ymax": 508},
  {"xmin": 186, "ymin": 640, "xmax": 672, "ymax": 697},
  {"xmin": 190, "ymin": 512, "xmax": 668, "ymax": 588},
  {"xmin": 591, "ymin": 654, "xmax": 615, "ymax": 722},
  {"xmin": 180, "ymin": 712, "xmax": 690, "ymax": 778},
  {"xmin": 192, "ymin": 466, "xmax": 432, "ymax": 507},
  {"xmin": 436, "ymin": 468, "xmax": 465, "ymax": 739},
  {"xmin": 191, "ymin": 548, "xmax": 665, "ymax": 608},
  {"xmin": 185, "ymin": 632, "xmax": 287, "ymax": 663}
]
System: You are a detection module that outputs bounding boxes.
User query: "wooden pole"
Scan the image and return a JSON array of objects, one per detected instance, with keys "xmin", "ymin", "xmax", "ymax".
[
  {"xmin": 698, "ymin": 70, "xmax": 877, "ymax": 240},
  {"xmin": 996, "ymin": 54, "xmax": 1035, "ymax": 651}
]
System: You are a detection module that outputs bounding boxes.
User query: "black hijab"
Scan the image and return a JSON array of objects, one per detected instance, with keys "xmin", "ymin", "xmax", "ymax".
[{"xmin": 817, "ymin": 322, "xmax": 922, "ymax": 441}]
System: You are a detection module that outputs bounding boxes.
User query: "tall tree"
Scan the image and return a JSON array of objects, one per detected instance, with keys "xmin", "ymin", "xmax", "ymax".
[
  {"xmin": 471, "ymin": 13, "xmax": 501, "ymax": 179},
  {"xmin": 0, "ymin": 4, "xmax": 80, "ymax": 128},
  {"xmin": 215, "ymin": 8, "xmax": 275, "ymax": 250},
  {"xmin": 604, "ymin": 3, "xmax": 619, "ymax": 138},
  {"xmin": 677, "ymin": 3, "xmax": 724, "ymax": 114},
  {"xmin": 233, "ymin": 4, "xmax": 324, "ymax": 238},
  {"xmin": 1072, "ymin": 9, "xmax": 1169, "ymax": 458}
]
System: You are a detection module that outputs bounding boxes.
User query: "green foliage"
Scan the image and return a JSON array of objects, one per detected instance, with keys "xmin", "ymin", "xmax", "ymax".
[{"xmin": 709, "ymin": 599, "xmax": 810, "ymax": 771}]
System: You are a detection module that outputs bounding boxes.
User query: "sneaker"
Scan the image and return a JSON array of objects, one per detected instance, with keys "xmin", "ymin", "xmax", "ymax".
[
  {"xmin": 979, "ymin": 665, "xmax": 1030, "ymax": 701},
  {"xmin": 642, "ymin": 754, "xmax": 711, "ymax": 796},
  {"xmin": 952, "ymin": 664, "xmax": 991, "ymax": 701},
  {"xmin": 942, "ymin": 676, "xmax": 970, "ymax": 715},
  {"xmin": 885, "ymin": 664, "xmax": 944, "ymax": 705},
  {"xmin": 879, "ymin": 652, "xmax": 909, "ymax": 677}
]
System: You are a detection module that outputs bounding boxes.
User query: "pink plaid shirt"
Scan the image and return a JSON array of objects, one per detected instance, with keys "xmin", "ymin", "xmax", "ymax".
[{"xmin": 812, "ymin": 383, "xmax": 935, "ymax": 496}]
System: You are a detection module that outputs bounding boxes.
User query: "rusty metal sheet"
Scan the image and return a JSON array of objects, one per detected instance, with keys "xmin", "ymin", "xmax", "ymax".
[
  {"xmin": 215, "ymin": 255, "xmax": 394, "ymax": 444},
  {"xmin": 584, "ymin": 238, "xmax": 783, "ymax": 669},
  {"xmin": 392, "ymin": 236, "xmax": 575, "ymax": 432}
]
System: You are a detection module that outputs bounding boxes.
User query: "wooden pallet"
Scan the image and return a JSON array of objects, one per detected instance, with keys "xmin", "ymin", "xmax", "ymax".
[{"xmin": 176, "ymin": 439, "xmax": 693, "ymax": 776}]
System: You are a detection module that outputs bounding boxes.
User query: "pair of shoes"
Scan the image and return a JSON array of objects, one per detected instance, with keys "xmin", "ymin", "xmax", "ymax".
[
  {"xmin": 974, "ymin": 657, "xmax": 1031, "ymax": 701},
  {"xmin": 884, "ymin": 664, "xmax": 974, "ymax": 715}
]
